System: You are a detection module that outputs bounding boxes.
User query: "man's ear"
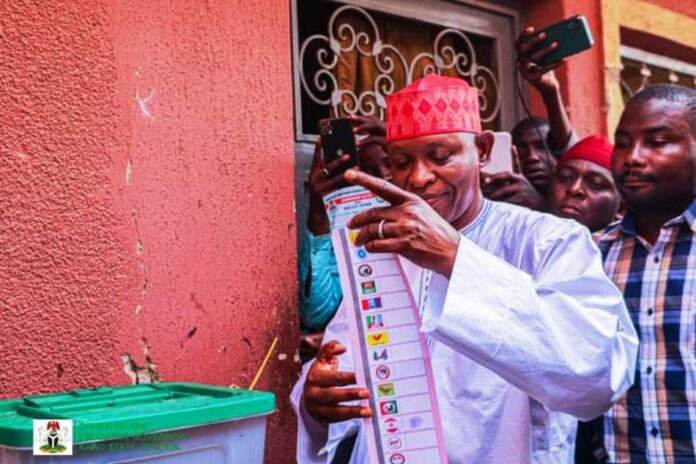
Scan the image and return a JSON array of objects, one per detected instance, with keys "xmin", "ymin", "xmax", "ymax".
[{"xmin": 475, "ymin": 131, "xmax": 494, "ymax": 167}]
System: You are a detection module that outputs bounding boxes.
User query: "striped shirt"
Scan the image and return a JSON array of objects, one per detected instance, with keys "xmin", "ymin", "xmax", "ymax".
[{"xmin": 598, "ymin": 201, "xmax": 696, "ymax": 463}]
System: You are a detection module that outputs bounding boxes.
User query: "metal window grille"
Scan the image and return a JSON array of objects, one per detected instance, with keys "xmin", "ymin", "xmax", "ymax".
[{"xmin": 620, "ymin": 45, "xmax": 696, "ymax": 102}]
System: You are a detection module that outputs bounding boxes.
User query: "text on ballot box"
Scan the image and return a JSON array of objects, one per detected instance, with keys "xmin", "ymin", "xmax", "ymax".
[{"xmin": 324, "ymin": 186, "xmax": 447, "ymax": 464}]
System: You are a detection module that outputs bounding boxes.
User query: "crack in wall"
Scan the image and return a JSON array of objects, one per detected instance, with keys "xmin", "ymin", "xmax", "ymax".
[
  {"xmin": 125, "ymin": 158, "xmax": 133, "ymax": 185},
  {"xmin": 121, "ymin": 339, "xmax": 160, "ymax": 384},
  {"xmin": 131, "ymin": 208, "xmax": 149, "ymax": 314}
]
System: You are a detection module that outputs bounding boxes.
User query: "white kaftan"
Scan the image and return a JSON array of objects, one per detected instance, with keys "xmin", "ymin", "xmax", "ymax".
[{"xmin": 291, "ymin": 200, "xmax": 638, "ymax": 463}]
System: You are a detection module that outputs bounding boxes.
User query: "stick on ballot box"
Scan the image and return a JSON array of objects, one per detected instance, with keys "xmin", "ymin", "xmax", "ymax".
[{"xmin": 0, "ymin": 382, "xmax": 275, "ymax": 463}]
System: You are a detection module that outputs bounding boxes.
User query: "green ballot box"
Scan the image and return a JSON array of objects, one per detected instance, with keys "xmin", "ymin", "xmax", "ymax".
[{"xmin": 0, "ymin": 382, "xmax": 275, "ymax": 463}]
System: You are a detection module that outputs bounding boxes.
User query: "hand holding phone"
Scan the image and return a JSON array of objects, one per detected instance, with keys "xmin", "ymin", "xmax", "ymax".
[
  {"xmin": 516, "ymin": 27, "xmax": 564, "ymax": 94},
  {"xmin": 483, "ymin": 132, "xmax": 514, "ymax": 174},
  {"xmin": 319, "ymin": 118, "xmax": 358, "ymax": 176},
  {"xmin": 520, "ymin": 16, "xmax": 594, "ymax": 67},
  {"xmin": 307, "ymin": 140, "xmax": 354, "ymax": 235},
  {"xmin": 481, "ymin": 132, "xmax": 544, "ymax": 210},
  {"xmin": 480, "ymin": 170, "xmax": 545, "ymax": 211}
]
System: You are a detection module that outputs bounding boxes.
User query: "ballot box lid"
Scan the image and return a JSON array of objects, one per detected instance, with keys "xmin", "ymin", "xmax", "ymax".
[{"xmin": 0, "ymin": 382, "xmax": 275, "ymax": 448}]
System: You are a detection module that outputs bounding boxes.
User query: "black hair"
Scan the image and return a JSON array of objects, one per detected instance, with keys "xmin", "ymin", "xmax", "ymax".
[
  {"xmin": 511, "ymin": 116, "xmax": 550, "ymax": 141},
  {"xmin": 627, "ymin": 84, "xmax": 696, "ymax": 135}
]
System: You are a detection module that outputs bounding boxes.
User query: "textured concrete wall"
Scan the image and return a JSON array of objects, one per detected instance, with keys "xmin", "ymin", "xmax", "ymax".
[{"xmin": 0, "ymin": 0, "xmax": 298, "ymax": 461}]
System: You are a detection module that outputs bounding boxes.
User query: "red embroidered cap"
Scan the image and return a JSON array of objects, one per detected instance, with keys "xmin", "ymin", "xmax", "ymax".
[
  {"xmin": 560, "ymin": 135, "xmax": 614, "ymax": 170},
  {"xmin": 386, "ymin": 73, "xmax": 481, "ymax": 143}
]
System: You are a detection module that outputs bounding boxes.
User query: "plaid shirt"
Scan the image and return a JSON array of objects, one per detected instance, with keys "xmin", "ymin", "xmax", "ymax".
[{"xmin": 598, "ymin": 200, "xmax": 696, "ymax": 463}]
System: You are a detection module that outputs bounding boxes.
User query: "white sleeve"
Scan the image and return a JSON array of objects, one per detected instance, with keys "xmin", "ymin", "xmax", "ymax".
[
  {"xmin": 290, "ymin": 304, "xmax": 364, "ymax": 463},
  {"xmin": 421, "ymin": 223, "xmax": 638, "ymax": 421}
]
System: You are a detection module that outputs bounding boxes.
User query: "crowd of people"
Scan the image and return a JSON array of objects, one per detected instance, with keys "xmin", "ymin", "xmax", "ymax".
[{"xmin": 293, "ymin": 25, "xmax": 696, "ymax": 464}]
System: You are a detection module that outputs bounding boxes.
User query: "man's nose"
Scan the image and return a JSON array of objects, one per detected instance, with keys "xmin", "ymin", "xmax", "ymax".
[
  {"xmin": 567, "ymin": 177, "xmax": 586, "ymax": 198},
  {"xmin": 526, "ymin": 148, "xmax": 543, "ymax": 162},
  {"xmin": 623, "ymin": 142, "xmax": 648, "ymax": 168},
  {"xmin": 408, "ymin": 160, "xmax": 436, "ymax": 190}
]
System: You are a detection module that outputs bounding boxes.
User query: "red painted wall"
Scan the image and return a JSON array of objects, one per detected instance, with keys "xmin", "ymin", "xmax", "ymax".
[
  {"xmin": 0, "ymin": 1, "xmax": 298, "ymax": 461},
  {"xmin": 649, "ymin": 0, "xmax": 696, "ymax": 19}
]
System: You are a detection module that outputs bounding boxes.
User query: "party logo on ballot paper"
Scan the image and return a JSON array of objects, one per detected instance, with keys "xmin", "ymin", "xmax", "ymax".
[
  {"xmin": 389, "ymin": 452, "xmax": 407, "ymax": 464},
  {"xmin": 366, "ymin": 313, "xmax": 384, "ymax": 330},
  {"xmin": 33, "ymin": 420, "xmax": 73, "ymax": 456},
  {"xmin": 361, "ymin": 280, "xmax": 377, "ymax": 294},
  {"xmin": 375, "ymin": 365, "xmax": 391, "ymax": 380},
  {"xmin": 387, "ymin": 437, "xmax": 403, "ymax": 450},
  {"xmin": 384, "ymin": 418, "xmax": 400, "ymax": 433},
  {"xmin": 379, "ymin": 400, "xmax": 399, "ymax": 416},
  {"xmin": 367, "ymin": 331, "xmax": 389, "ymax": 346},
  {"xmin": 358, "ymin": 264, "xmax": 373, "ymax": 277},
  {"xmin": 377, "ymin": 382, "xmax": 396, "ymax": 397},
  {"xmin": 372, "ymin": 348, "xmax": 389, "ymax": 361},
  {"xmin": 361, "ymin": 297, "xmax": 382, "ymax": 310}
]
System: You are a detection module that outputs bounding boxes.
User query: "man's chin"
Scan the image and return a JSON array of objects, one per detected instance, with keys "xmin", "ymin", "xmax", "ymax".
[
  {"xmin": 527, "ymin": 179, "xmax": 547, "ymax": 194},
  {"xmin": 557, "ymin": 206, "xmax": 584, "ymax": 221},
  {"xmin": 619, "ymin": 186, "xmax": 656, "ymax": 208},
  {"xmin": 424, "ymin": 194, "xmax": 449, "ymax": 212},
  {"xmin": 427, "ymin": 201, "xmax": 452, "ymax": 222}
]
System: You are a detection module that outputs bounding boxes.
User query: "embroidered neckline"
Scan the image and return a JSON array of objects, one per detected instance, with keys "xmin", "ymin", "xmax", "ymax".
[{"xmin": 461, "ymin": 199, "xmax": 492, "ymax": 235}]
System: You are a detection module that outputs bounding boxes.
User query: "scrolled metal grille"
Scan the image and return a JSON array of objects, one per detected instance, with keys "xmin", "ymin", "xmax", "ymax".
[{"xmin": 298, "ymin": 4, "xmax": 501, "ymax": 129}]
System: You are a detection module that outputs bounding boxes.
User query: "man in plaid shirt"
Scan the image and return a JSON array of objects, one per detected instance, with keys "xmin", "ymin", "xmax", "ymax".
[{"xmin": 597, "ymin": 84, "xmax": 696, "ymax": 463}]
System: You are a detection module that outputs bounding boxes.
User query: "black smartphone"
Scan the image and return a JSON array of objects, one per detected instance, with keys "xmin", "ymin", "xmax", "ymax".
[
  {"xmin": 319, "ymin": 118, "xmax": 358, "ymax": 175},
  {"xmin": 524, "ymin": 15, "xmax": 594, "ymax": 66}
]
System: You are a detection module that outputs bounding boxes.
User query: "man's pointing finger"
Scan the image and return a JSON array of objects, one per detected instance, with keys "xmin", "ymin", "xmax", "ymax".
[{"xmin": 344, "ymin": 169, "xmax": 414, "ymax": 205}]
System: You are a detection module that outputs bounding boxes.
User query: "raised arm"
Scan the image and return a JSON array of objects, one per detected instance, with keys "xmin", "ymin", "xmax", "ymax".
[
  {"xmin": 299, "ymin": 143, "xmax": 352, "ymax": 330},
  {"xmin": 516, "ymin": 26, "xmax": 575, "ymax": 151}
]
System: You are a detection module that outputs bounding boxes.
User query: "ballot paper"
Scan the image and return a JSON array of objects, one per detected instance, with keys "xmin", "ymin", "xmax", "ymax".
[{"xmin": 324, "ymin": 186, "xmax": 448, "ymax": 464}]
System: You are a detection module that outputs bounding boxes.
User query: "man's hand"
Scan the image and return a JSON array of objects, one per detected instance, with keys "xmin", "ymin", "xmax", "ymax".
[
  {"xmin": 515, "ymin": 26, "xmax": 564, "ymax": 96},
  {"xmin": 309, "ymin": 141, "xmax": 353, "ymax": 198},
  {"xmin": 345, "ymin": 169, "xmax": 461, "ymax": 278},
  {"xmin": 299, "ymin": 332, "xmax": 324, "ymax": 362},
  {"xmin": 481, "ymin": 171, "xmax": 545, "ymax": 210},
  {"xmin": 303, "ymin": 340, "xmax": 372, "ymax": 424},
  {"xmin": 349, "ymin": 115, "xmax": 387, "ymax": 151},
  {"xmin": 307, "ymin": 142, "xmax": 353, "ymax": 235}
]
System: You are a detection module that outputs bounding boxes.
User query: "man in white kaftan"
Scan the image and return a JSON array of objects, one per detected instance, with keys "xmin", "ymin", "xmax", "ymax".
[{"xmin": 292, "ymin": 74, "xmax": 638, "ymax": 463}]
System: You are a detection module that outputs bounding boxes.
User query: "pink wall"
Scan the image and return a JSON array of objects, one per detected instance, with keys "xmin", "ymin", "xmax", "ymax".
[{"xmin": 0, "ymin": 0, "xmax": 298, "ymax": 461}]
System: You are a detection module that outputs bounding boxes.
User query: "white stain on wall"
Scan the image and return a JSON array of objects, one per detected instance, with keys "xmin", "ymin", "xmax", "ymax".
[{"xmin": 135, "ymin": 89, "xmax": 155, "ymax": 119}]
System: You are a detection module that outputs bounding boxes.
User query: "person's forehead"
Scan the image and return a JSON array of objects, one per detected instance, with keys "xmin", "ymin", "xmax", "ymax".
[
  {"xmin": 514, "ymin": 125, "xmax": 548, "ymax": 144},
  {"xmin": 388, "ymin": 132, "xmax": 472, "ymax": 154},
  {"xmin": 559, "ymin": 158, "xmax": 612, "ymax": 178},
  {"xmin": 617, "ymin": 98, "xmax": 691, "ymax": 134}
]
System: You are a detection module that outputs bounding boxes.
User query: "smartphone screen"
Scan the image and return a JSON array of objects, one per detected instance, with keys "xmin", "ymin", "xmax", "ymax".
[
  {"xmin": 319, "ymin": 118, "xmax": 358, "ymax": 175},
  {"xmin": 485, "ymin": 132, "xmax": 513, "ymax": 174}
]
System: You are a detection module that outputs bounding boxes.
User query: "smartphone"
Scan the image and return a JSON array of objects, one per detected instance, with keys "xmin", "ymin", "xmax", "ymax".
[
  {"xmin": 319, "ymin": 118, "xmax": 358, "ymax": 175},
  {"xmin": 524, "ymin": 15, "xmax": 594, "ymax": 66},
  {"xmin": 485, "ymin": 132, "xmax": 513, "ymax": 174}
]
